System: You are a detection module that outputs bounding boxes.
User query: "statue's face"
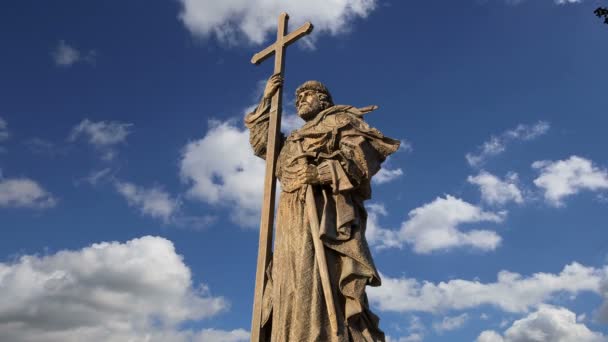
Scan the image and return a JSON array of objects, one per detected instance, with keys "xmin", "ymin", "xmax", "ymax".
[{"xmin": 296, "ymin": 90, "xmax": 323, "ymax": 121}]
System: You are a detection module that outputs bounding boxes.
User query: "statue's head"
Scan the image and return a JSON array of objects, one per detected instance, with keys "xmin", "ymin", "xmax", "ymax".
[{"xmin": 295, "ymin": 81, "xmax": 333, "ymax": 121}]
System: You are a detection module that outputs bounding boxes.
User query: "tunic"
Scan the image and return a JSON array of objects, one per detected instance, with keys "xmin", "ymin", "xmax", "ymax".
[{"xmin": 245, "ymin": 99, "xmax": 400, "ymax": 342}]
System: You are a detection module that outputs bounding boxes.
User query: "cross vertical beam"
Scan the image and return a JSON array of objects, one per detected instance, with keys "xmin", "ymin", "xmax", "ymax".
[{"xmin": 250, "ymin": 12, "xmax": 313, "ymax": 342}]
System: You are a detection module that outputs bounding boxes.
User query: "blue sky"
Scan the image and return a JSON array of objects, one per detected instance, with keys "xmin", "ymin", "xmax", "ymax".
[{"xmin": 1, "ymin": 0, "xmax": 608, "ymax": 341}]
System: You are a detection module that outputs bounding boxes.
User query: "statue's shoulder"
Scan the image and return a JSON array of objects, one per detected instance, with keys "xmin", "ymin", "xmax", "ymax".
[
  {"xmin": 319, "ymin": 105, "xmax": 373, "ymax": 130},
  {"xmin": 291, "ymin": 105, "xmax": 381, "ymax": 139}
]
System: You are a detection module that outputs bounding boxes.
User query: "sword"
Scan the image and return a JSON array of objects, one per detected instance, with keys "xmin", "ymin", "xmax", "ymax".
[{"xmin": 295, "ymin": 140, "xmax": 339, "ymax": 336}]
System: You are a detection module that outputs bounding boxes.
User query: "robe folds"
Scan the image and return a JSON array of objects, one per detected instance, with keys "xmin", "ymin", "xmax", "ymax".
[{"xmin": 245, "ymin": 101, "xmax": 400, "ymax": 342}]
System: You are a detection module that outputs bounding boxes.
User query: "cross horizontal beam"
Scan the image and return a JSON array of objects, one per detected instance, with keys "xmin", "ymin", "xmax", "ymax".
[{"xmin": 251, "ymin": 21, "xmax": 313, "ymax": 65}]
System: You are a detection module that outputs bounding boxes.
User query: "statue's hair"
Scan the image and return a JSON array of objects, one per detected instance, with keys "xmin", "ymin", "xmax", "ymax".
[{"xmin": 295, "ymin": 80, "xmax": 334, "ymax": 110}]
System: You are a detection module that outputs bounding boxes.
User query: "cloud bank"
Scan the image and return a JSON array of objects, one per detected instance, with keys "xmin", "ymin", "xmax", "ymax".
[
  {"xmin": 178, "ymin": 0, "xmax": 378, "ymax": 45},
  {"xmin": 476, "ymin": 305, "xmax": 605, "ymax": 342},
  {"xmin": 367, "ymin": 196, "xmax": 504, "ymax": 253},
  {"xmin": 179, "ymin": 120, "xmax": 265, "ymax": 227},
  {"xmin": 0, "ymin": 236, "xmax": 233, "ymax": 342},
  {"xmin": 368, "ymin": 262, "xmax": 602, "ymax": 314}
]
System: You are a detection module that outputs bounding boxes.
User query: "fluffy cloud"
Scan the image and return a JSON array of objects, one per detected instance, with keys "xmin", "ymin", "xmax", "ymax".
[
  {"xmin": 595, "ymin": 275, "xmax": 608, "ymax": 323},
  {"xmin": 386, "ymin": 334, "xmax": 424, "ymax": 342},
  {"xmin": 395, "ymin": 196, "xmax": 504, "ymax": 253},
  {"xmin": 281, "ymin": 113, "xmax": 304, "ymax": 133},
  {"xmin": 366, "ymin": 196, "xmax": 504, "ymax": 253},
  {"xmin": 371, "ymin": 139, "xmax": 411, "ymax": 185},
  {"xmin": 115, "ymin": 181, "xmax": 181, "ymax": 223},
  {"xmin": 533, "ymin": 155, "xmax": 608, "ymax": 206},
  {"xmin": 372, "ymin": 141, "xmax": 411, "ymax": 185},
  {"xmin": 373, "ymin": 167, "xmax": 403, "ymax": 184},
  {"xmin": 368, "ymin": 262, "xmax": 602, "ymax": 314},
  {"xmin": 433, "ymin": 313, "xmax": 469, "ymax": 333},
  {"xmin": 195, "ymin": 329, "xmax": 250, "ymax": 342},
  {"xmin": 386, "ymin": 316, "xmax": 425, "ymax": 342},
  {"xmin": 476, "ymin": 305, "xmax": 605, "ymax": 342},
  {"xmin": 468, "ymin": 171, "xmax": 523, "ymax": 206},
  {"xmin": 51, "ymin": 40, "xmax": 96, "ymax": 67},
  {"xmin": 178, "ymin": 0, "xmax": 377, "ymax": 45},
  {"xmin": 365, "ymin": 203, "xmax": 401, "ymax": 250},
  {"xmin": 69, "ymin": 119, "xmax": 133, "ymax": 160},
  {"xmin": 0, "ymin": 236, "xmax": 230, "ymax": 342},
  {"xmin": 180, "ymin": 120, "xmax": 265, "ymax": 227},
  {"xmin": 466, "ymin": 121, "xmax": 549, "ymax": 167},
  {"xmin": 0, "ymin": 177, "xmax": 56, "ymax": 208},
  {"xmin": 477, "ymin": 330, "xmax": 505, "ymax": 342}
]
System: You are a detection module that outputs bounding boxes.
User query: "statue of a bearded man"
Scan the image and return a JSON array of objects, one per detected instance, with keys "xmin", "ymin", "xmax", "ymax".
[{"xmin": 245, "ymin": 74, "xmax": 400, "ymax": 342}]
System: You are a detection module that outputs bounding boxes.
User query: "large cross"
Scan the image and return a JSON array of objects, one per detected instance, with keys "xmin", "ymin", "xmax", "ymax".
[{"xmin": 250, "ymin": 12, "xmax": 313, "ymax": 342}]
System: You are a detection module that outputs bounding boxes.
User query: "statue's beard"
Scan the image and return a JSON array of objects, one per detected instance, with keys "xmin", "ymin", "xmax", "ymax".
[{"xmin": 297, "ymin": 102, "xmax": 322, "ymax": 121}]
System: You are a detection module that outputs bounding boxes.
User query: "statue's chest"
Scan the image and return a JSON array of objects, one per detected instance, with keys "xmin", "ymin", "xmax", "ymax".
[{"xmin": 278, "ymin": 132, "xmax": 337, "ymax": 169}]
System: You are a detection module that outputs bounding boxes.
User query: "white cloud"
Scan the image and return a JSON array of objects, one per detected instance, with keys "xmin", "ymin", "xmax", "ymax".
[
  {"xmin": 533, "ymin": 155, "xmax": 608, "ymax": 206},
  {"xmin": 70, "ymin": 119, "xmax": 132, "ymax": 146},
  {"xmin": 372, "ymin": 140, "xmax": 411, "ymax": 184},
  {"xmin": 0, "ymin": 177, "xmax": 56, "ymax": 208},
  {"xmin": 468, "ymin": 171, "xmax": 523, "ymax": 206},
  {"xmin": 365, "ymin": 203, "xmax": 401, "ymax": 250},
  {"xmin": 402, "ymin": 195, "xmax": 504, "ymax": 253},
  {"xmin": 115, "ymin": 181, "xmax": 181, "ymax": 223},
  {"xmin": 0, "ymin": 117, "xmax": 8, "ymax": 141},
  {"xmin": 477, "ymin": 330, "xmax": 505, "ymax": 342},
  {"xmin": 178, "ymin": 0, "xmax": 377, "ymax": 45},
  {"xmin": 594, "ymin": 274, "xmax": 608, "ymax": 323},
  {"xmin": 180, "ymin": 120, "xmax": 265, "ymax": 227},
  {"xmin": 368, "ymin": 262, "xmax": 602, "ymax": 314},
  {"xmin": 386, "ymin": 334, "xmax": 424, "ymax": 342},
  {"xmin": 373, "ymin": 166, "xmax": 404, "ymax": 184},
  {"xmin": 52, "ymin": 40, "xmax": 80, "ymax": 66},
  {"xmin": 386, "ymin": 316, "xmax": 425, "ymax": 342},
  {"xmin": 0, "ymin": 236, "xmax": 230, "ymax": 342},
  {"xmin": 433, "ymin": 313, "xmax": 469, "ymax": 333},
  {"xmin": 51, "ymin": 40, "xmax": 96, "ymax": 67},
  {"xmin": 281, "ymin": 113, "xmax": 304, "ymax": 133},
  {"xmin": 399, "ymin": 139, "xmax": 413, "ymax": 152},
  {"xmin": 476, "ymin": 305, "xmax": 606, "ymax": 342},
  {"xmin": 366, "ymin": 196, "xmax": 504, "ymax": 253},
  {"xmin": 466, "ymin": 121, "xmax": 549, "ymax": 167},
  {"xmin": 195, "ymin": 328, "xmax": 250, "ymax": 342},
  {"xmin": 69, "ymin": 119, "xmax": 133, "ymax": 160}
]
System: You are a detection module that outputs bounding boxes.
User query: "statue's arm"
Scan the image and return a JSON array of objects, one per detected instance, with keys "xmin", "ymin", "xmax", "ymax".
[
  {"xmin": 244, "ymin": 97, "xmax": 272, "ymax": 159},
  {"xmin": 312, "ymin": 134, "xmax": 381, "ymax": 196},
  {"xmin": 244, "ymin": 74, "xmax": 284, "ymax": 160}
]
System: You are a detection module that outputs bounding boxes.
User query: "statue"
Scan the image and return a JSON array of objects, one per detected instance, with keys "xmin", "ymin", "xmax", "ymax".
[{"xmin": 247, "ymin": 13, "xmax": 400, "ymax": 342}]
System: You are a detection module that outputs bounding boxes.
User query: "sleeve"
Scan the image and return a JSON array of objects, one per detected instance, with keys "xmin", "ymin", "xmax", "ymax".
[
  {"xmin": 244, "ymin": 97, "xmax": 272, "ymax": 160},
  {"xmin": 316, "ymin": 133, "xmax": 383, "ymax": 197}
]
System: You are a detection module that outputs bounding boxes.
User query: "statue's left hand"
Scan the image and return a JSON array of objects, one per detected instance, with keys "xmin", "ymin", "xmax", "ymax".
[
  {"xmin": 296, "ymin": 164, "xmax": 320, "ymax": 185},
  {"xmin": 263, "ymin": 73, "xmax": 283, "ymax": 100}
]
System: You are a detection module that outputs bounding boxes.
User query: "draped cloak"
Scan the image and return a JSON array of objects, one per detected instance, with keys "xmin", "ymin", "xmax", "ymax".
[{"xmin": 245, "ymin": 100, "xmax": 400, "ymax": 342}]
